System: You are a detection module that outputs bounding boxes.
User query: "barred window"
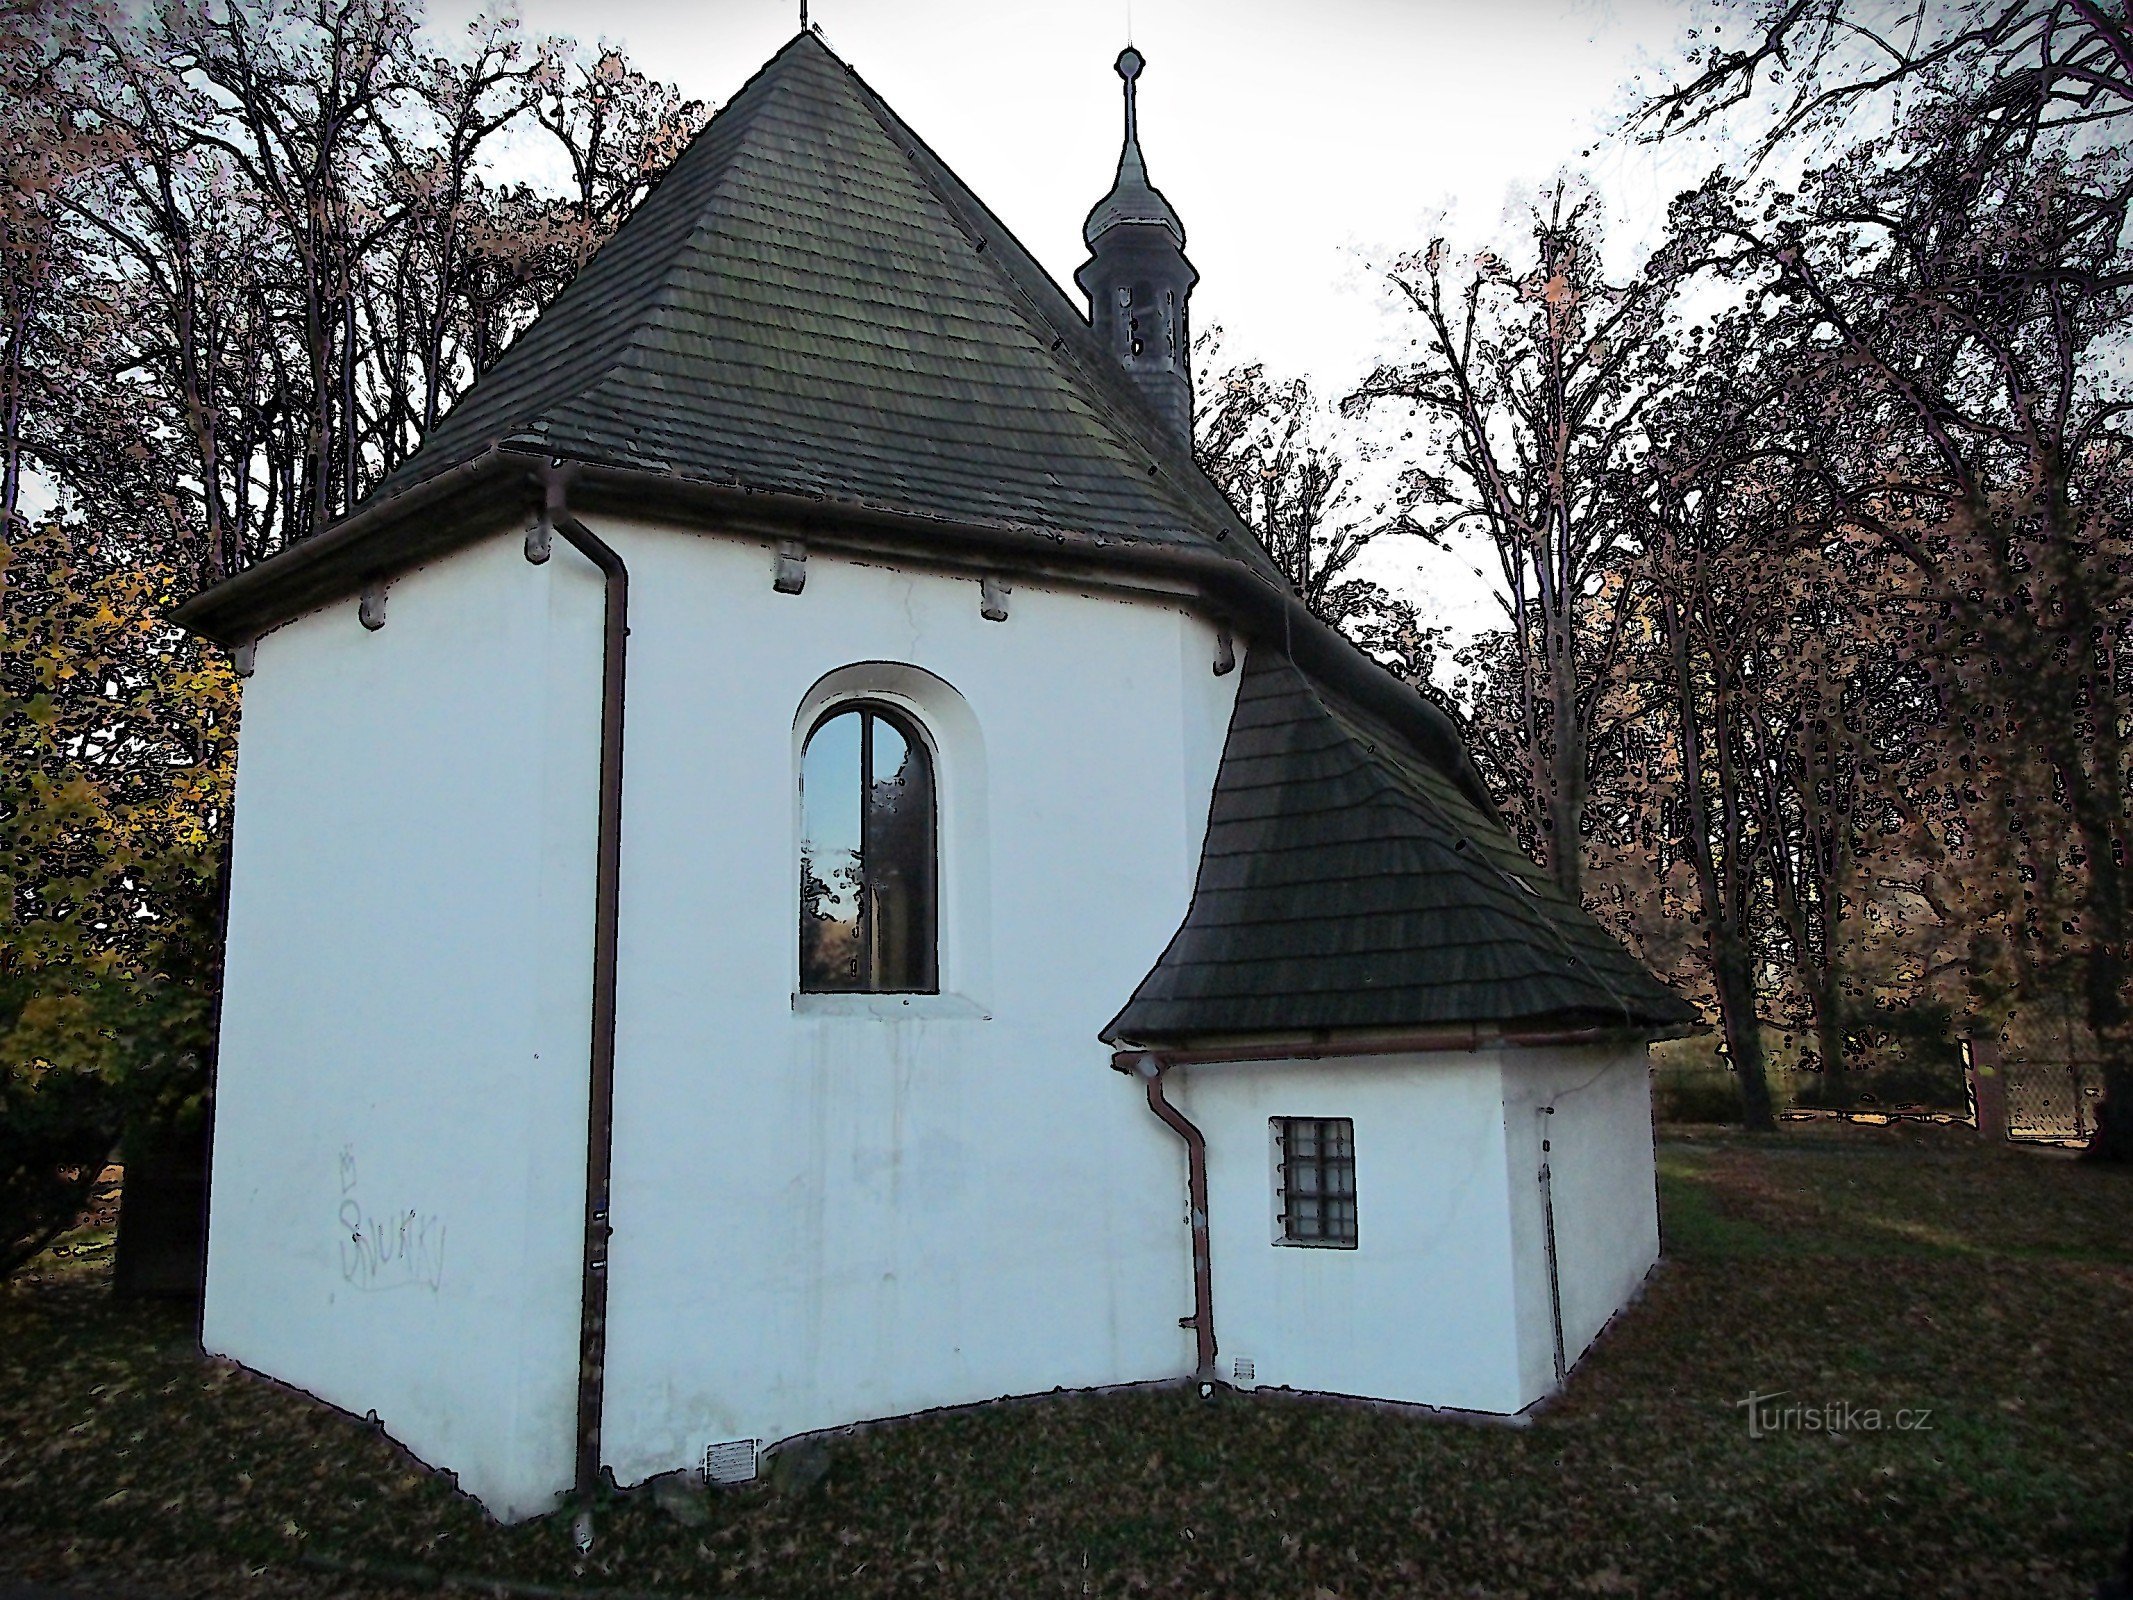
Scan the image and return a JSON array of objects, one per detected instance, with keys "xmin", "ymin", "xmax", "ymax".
[
  {"xmin": 1274, "ymin": 1118, "xmax": 1356, "ymax": 1247},
  {"xmin": 799, "ymin": 704, "xmax": 938, "ymax": 993}
]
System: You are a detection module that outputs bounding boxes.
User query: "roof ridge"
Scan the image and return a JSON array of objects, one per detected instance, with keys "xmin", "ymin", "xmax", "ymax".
[
  {"xmin": 365, "ymin": 45, "xmax": 800, "ymax": 502},
  {"xmin": 560, "ymin": 72, "xmax": 804, "ymax": 451},
  {"xmin": 818, "ymin": 40, "xmax": 1286, "ymax": 583}
]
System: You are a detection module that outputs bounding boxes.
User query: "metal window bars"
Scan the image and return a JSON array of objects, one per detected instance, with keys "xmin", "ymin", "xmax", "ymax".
[{"xmin": 1275, "ymin": 1117, "xmax": 1357, "ymax": 1247}]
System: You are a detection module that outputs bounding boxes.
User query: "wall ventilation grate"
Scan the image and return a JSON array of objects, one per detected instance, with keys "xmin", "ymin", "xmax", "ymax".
[
  {"xmin": 704, "ymin": 1439, "xmax": 758, "ymax": 1485},
  {"xmin": 1231, "ymin": 1357, "xmax": 1256, "ymax": 1386}
]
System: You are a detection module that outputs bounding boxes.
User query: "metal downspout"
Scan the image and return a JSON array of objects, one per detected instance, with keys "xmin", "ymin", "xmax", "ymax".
[
  {"xmin": 530, "ymin": 464, "xmax": 629, "ymax": 1549},
  {"xmin": 1537, "ymin": 1106, "xmax": 1567, "ymax": 1387},
  {"xmin": 1127, "ymin": 1053, "xmax": 1217, "ymax": 1381}
]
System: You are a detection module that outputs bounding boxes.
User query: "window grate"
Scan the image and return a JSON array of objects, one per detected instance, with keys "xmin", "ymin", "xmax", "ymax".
[{"xmin": 1275, "ymin": 1117, "xmax": 1357, "ymax": 1247}]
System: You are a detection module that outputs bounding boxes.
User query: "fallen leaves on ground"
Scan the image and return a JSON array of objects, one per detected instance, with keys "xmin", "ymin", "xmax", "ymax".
[{"xmin": 3, "ymin": 1122, "xmax": 2129, "ymax": 1598}]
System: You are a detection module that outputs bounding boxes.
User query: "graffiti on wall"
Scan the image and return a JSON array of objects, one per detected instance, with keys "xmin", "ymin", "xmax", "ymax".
[{"xmin": 337, "ymin": 1145, "xmax": 447, "ymax": 1292}]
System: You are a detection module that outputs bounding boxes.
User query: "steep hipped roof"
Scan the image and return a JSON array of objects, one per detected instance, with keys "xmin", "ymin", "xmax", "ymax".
[
  {"xmin": 362, "ymin": 30, "xmax": 1274, "ymax": 580},
  {"xmin": 169, "ymin": 28, "xmax": 1689, "ymax": 1047},
  {"xmin": 1104, "ymin": 649, "xmax": 1698, "ymax": 1043}
]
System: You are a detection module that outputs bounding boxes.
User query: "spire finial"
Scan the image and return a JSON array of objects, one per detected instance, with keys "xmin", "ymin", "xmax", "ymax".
[{"xmin": 1116, "ymin": 46, "xmax": 1144, "ymax": 147}]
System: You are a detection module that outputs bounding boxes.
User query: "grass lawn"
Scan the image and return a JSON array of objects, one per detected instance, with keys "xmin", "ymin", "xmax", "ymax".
[{"xmin": 3, "ymin": 1122, "xmax": 2129, "ymax": 1598}]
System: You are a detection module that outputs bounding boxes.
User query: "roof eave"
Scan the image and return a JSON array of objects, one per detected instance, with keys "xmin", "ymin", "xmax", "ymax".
[
  {"xmin": 1103, "ymin": 1016, "xmax": 1704, "ymax": 1061},
  {"xmin": 172, "ymin": 443, "xmax": 1271, "ymax": 646},
  {"xmin": 169, "ymin": 446, "xmax": 526, "ymax": 646},
  {"xmin": 169, "ymin": 451, "xmax": 1494, "ymax": 816}
]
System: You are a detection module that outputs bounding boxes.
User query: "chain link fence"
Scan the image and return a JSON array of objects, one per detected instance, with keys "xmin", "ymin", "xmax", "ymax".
[{"xmin": 1993, "ymin": 997, "xmax": 2109, "ymax": 1144}]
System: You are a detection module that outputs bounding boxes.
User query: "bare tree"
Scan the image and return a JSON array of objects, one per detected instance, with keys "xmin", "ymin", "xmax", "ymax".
[
  {"xmin": 1643, "ymin": 0, "xmax": 2133, "ymax": 179},
  {"xmin": 1346, "ymin": 189, "xmax": 1667, "ymax": 900},
  {"xmin": 1646, "ymin": 1, "xmax": 2133, "ymax": 1157},
  {"xmin": 37, "ymin": 2, "xmax": 703, "ymax": 589},
  {"xmin": 1, "ymin": 0, "xmax": 711, "ymax": 1250},
  {"xmin": 531, "ymin": 42, "xmax": 705, "ymax": 268},
  {"xmin": 1195, "ymin": 337, "xmax": 1388, "ymax": 630}
]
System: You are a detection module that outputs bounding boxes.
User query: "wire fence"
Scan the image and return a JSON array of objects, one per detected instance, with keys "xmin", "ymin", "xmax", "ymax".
[{"xmin": 1996, "ymin": 998, "xmax": 2109, "ymax": 1145}]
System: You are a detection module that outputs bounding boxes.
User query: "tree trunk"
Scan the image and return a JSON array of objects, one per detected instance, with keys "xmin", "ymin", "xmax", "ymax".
[
  {"xmin": 2083, "ymin": 937, "xmax": 2133, "ymax": 1163},
  {"xmin": 1548, "ymin": 623, "xmax": 1585, "ymax": 903},
  {"xmin": 1715, "ymin": 937, "xmax": 1776, "ymax": 1131},
  {"xmin": 1814, "ymin": 981, "xmax": 1849, "ymax": 1106},
  {"xmin": 1661, "ymin": 584, "xmax": 1777, "ymax": 1132},
  {"xmin": 2090, "ymin": 1061, "xmax": 2133, "ymax": 1163}
]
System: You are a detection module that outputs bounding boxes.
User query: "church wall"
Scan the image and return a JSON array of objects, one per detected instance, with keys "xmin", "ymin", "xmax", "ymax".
[
  {"xmin": 580, "ymin": 515, "xmax": 1242, "ymax": 1487},
  {"xmin": 198, "ymin": 505, "xmax": 1654, "ymax": 1513},
  {"xmin": 1178, "ymin": 1053, "xmax": 1531, "ymax": 1415},
  {"xmin": 1499, "ymin": 1045, "xmax": 1662, "ymax": 1407},
  {"xmin": 202, "ymin": 529, "xmax": 608, "ymax": 1520}
]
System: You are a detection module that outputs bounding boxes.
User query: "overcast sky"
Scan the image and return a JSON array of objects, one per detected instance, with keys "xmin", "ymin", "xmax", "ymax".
[{"xmin": 427, "ymin": 0, "xmax": 1723, "ymax": 632}]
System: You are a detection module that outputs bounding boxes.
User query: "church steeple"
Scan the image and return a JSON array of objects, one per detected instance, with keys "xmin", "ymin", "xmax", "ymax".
[{"xmin": 1075, "ymin": 46, "xmax": 1198, "ymax": 449}]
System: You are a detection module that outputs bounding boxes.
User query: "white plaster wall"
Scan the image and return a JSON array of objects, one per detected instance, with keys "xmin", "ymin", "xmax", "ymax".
[
  {"xmin": 1500, "ymin": 1046, "xmax": 1661, "ymax": 1407},
  {"xmin": 207, "ymin": 508, "xmax": 1656, "ymax": 1511},
  {"xmin": 578, "ymin": 520, "xmax": 1243, "ymax": 1486},
  {"xmin": 203, "ymin": 529, "xmax": 606, "ymax": 1519},
  {"xmin": 1179, "ymin": 1054, "xmax": 1530, "ymax": 1416}
]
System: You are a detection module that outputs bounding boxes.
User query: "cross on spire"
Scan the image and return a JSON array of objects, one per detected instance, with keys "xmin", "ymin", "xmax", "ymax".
[{"xmin": 1117, "ymin": 46, "xmax": 1143, "ymax": 147}]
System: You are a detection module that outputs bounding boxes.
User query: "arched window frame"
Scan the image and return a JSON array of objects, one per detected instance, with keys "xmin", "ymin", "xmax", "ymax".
[{"xmin": 798, "ymin": 698, "xmax": 941, "ymax": 996}]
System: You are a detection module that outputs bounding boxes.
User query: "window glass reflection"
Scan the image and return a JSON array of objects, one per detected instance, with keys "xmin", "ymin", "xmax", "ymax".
[
  {"xmin": 799, "ymin": 710, "xmax": 863, "ymax": 990},
  {"xmin": 800, "ymin": 705, "xmax": 937, "ymax": 993}
]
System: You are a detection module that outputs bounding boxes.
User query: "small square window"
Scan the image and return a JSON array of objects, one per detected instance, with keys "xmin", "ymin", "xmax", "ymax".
[{"xmin": 1274, "ymin": 1118, "xmax": 1356, "ymax": 1247}]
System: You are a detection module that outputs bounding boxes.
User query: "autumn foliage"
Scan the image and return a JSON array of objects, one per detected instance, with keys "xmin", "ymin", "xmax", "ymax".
[{"xmin": 1, "ymin": 0, "xmax": 705, "ymax": 1275}]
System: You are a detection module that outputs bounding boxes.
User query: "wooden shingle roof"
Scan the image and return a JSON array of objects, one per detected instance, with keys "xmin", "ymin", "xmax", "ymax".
[
  {"xmin": 1104, "ymin": 649, "xmax": 1698, "ymax": 1044},
  {"xmin": 172, "ymin": 29, "xmax": 1690, "ymax": 1048},
  {"xmin": 368, "ymin": 30, "xmax": 1278, "ymax": 581}
]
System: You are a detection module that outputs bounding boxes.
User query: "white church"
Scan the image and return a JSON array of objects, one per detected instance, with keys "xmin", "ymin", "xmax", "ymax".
[{"xmin": 174, "ymin": 31, "xmax": 1696, "ymax": 1523}]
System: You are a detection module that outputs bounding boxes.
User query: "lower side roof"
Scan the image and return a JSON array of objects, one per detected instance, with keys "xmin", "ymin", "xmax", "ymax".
[{"xmin": 1103, "ymin": 648, "xmax": 1699, "ymax": 1045}]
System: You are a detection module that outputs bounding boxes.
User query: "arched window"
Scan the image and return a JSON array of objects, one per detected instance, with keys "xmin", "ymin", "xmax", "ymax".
[{"xmin": 799, "ymin": 704, "xmax": 938, "ymax": 993}]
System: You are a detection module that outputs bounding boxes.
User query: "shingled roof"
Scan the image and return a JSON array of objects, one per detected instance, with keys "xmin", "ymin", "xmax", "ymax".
[
  {"xmin": 1104, "ymin": 649, "xmax": 1698, "ymax": 1044},
  {"xmin": 171, "ymin": 28, "xmax": 1690, "ymax": 1047},
  {"xmin": 361, "ymin": 29, "xmax": 1276, "ymax": 581}
]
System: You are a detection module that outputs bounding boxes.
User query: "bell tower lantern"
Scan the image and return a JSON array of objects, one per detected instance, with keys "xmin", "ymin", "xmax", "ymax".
[{"xmin": 1075, "ymin": 47, "xmax": 1199, "ymax": 448}]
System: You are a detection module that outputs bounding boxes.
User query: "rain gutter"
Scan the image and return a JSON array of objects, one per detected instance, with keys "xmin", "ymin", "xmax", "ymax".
[{"xmin": 1108, "ymin": 1022, "xmax": 1689, "ymax": 1071}]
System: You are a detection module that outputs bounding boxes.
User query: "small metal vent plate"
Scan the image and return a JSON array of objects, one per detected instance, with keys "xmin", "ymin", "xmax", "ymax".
[{"xmin": 704, "ymin": 1439, "xmax": 758, "ymax": 1485}]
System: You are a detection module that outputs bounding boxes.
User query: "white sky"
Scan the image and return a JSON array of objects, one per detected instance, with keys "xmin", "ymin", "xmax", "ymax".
[{"xmin": 427, "ymin": 0, "xmax": 1724, "ymax": 637}]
